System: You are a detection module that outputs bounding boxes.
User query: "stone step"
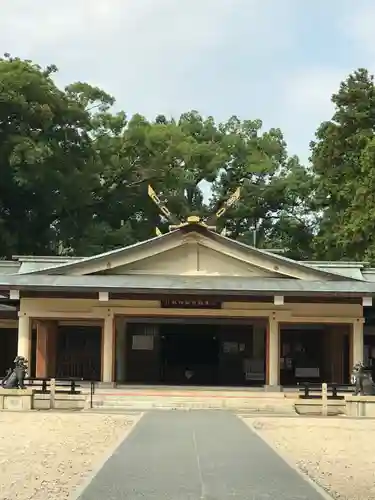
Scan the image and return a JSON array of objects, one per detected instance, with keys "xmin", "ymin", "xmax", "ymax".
[
  {"xmin": 92, "ymin": 390, "xmax": 287, "ymax": 399},
  {"xmin": 86, "ymin": 387, "xmax": 296, "ymax": 413},
  {"xmin": 88, "ymin": 397, "xmax": 295, "ymax": 413}
]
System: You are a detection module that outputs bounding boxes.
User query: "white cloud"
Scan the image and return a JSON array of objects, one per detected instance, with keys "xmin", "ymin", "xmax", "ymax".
[
  {"xmin": 0, "ymin": 0, "xmax": 288, "ymax": 63},
  {"xmin": 277, "ymin": 0, "xmax": 375, "ymax": 158},
  {"xmin": 340, "ymin": 2, "xmax": 375, "ymax": 58},
  {"xmin": 282, "ymin": 67, "xmax": 345, "ymax": 120},
  {"xmin": 280, "ymin": 1, "xmax": 375, "ymax": 147},
  {"xmin": 0, "ymin": 0, "xmax": 325, "ymax": 161},
  {"xmin": 275, "ymin": 67, "xmax": 346, "ymax": 160},
  {"xmin": 0, "ymin": 0, "xmax": 294, "ymax": 117}
]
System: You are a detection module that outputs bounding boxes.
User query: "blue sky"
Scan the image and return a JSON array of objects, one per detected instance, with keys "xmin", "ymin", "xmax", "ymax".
[{"xmin": 1, "ymin": 0, "xmax": 375, "ymax": 163}]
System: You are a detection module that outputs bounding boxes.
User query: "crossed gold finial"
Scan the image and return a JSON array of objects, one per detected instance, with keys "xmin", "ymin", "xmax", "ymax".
[{"xmin": 148, "ymin": 185, "xmax": 241, "ymax": 235}]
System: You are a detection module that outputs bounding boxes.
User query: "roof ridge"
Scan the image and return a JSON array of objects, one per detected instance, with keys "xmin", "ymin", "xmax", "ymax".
[{"xmin": 17, "ymin": 225, "xmax": 363, "ymax": 281}]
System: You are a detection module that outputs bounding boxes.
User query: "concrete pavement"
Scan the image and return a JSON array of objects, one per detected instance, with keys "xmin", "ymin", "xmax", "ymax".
[{"xmin": 77, "ymin": 411, "xmax": 328, "ymax": 499}]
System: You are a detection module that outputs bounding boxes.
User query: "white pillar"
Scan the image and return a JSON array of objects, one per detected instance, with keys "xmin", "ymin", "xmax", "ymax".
[
  {"xmin": 17, "ymin": 315, "xmax": 31, "ymax": 359},
  {"xmin": 352, "ymin": 319, "xmax": 364, "ymax": 365},
  {"xmin": 102, "ymin": 315, "xmax": 114, "ymax": 383},
  {"xmin": 268, "ymin": 318, "xmax": 280, "ymax": 386}
]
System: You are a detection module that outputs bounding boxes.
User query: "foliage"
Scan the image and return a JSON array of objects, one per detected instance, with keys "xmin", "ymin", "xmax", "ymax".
[
  {"xmin": 0, "ymin": 54, "xmax": 101, "ymax": 256},
  {"xmin": 310, "ymin": 68, "xmax": 375, "ymax": 261},
  {"xmin": 6, "ymin": 54, "xmax": 375, "ymax": 263},
  {"xmin": 211, "ymin": 118, "xmax": 314, "ymax": 258}
]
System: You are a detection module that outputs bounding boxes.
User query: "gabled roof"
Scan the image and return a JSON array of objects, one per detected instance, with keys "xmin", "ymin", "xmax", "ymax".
[
  {"xmin": 18, "ymin": 224, "xmax": 360, "ymax": 280},
  {"xmin": 208, "ymin": 231, "xmax": 356, "ymax": 280},
  {"xmin": 18, "ymin": 231, "xmax": 169, "ymax": 275}
]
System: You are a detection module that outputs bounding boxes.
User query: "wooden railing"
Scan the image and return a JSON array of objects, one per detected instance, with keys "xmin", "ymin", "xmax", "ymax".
[
  {"xmin": 24, "ymin": 377, "xmax": 82, "ymax": 395},
  {"xmin": 298, "ymin": 382, "xmax": 353, "ymax": 400}
]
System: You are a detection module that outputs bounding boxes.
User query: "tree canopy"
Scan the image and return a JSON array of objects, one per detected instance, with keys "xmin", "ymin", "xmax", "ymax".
[
  {"xmin": 2, "ymin": 55, "xmax": 375, "ymax": 263},
  {"xmin": 310, "ymin": 68, "xmax": 375, "ymax": 262}
]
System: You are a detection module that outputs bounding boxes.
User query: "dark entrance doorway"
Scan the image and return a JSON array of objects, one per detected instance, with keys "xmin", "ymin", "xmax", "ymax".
[
  {"xmin": 56, "ymin": 325, "xmax": 102, "ymax": 380},
  {"xmin": 0, "ymin": 328, "xmax": 17, "ymax": 378},
  {"xmin": 160, "ymin": 324, "xmax": 219, "ymax": 385},
  {"xmin": 280, "ymin": 326, "xmax": 325, "ymax": 385},
  {"xmin": 124, "ymin": 319, "xmax": 264, "ymax": 386}
]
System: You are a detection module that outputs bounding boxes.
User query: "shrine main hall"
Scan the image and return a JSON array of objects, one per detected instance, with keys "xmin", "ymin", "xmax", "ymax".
[{"xmin": 1, "ymin": 221, "xmax": 375, "ymax": 389}]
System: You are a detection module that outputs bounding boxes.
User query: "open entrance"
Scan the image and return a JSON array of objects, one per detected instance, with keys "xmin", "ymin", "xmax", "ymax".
[
  {"xmin": 121, "ymin": 318, "xmax": 266, "ymax": 387},
  {"xmin": 160, "ymin": 324, "xmax": 219, "ymax": 385},
  {"xmin": 280, "ymin": 323, "xmax": 350, "ymax": 385},
  {"xmin": 364, "ymin": 325, "xmax": 375, "ymax": 381},
  {"xmin": 0, "ymin": 328, "xmax": 17, "ymax": 378},
  {"xmin": 56, "ymin": 324, "xmax": 102, "ymax": 380}
]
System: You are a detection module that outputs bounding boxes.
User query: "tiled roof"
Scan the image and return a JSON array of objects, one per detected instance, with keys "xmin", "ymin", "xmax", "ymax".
[
  {"xmin": 16, "ymin": 225, "xmax": 357, "ymax": 281},
  {"xmin": 0, "ymin": 274, "xmax": 373, "ymax": 295}
]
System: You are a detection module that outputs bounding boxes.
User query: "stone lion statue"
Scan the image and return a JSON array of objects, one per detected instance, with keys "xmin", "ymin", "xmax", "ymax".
[
  {"xmin": 351, "ymin": 361, "xmax": 375, "ymax": 396},
  {"xmin": 1, "ymin": 356, "xmax": 28, "ymax": 389}
]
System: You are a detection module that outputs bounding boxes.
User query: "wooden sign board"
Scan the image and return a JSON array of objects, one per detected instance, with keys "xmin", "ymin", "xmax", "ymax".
[{"xmin": 161, "ymin": 298, "xmax": 222, "ymax": 309}]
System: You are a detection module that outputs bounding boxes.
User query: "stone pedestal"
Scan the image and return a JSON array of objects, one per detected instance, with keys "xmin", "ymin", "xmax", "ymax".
[
  {"xmin": 345, "ymin": 395, "xmax": 375, "ymax": 417},
  {"xmin": 294, "ymin": 399, "xmax": 345, "ymax": 416},
  {"xmin": 264, "ymin": 385, "xmax": 282, "ymax": 392},
  {"xmin": 0, "ymin": 389, "xmax": 34, "ymax": 410}
]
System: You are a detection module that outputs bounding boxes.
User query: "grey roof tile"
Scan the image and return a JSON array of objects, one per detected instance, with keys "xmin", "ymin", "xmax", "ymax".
[
  {"xmin": 0, "ymin": 274, "xmax": 372, "ymax": 295},
  {"xmin": 19, "ymin": 225, "xmax": 359, "ymax": 281}
]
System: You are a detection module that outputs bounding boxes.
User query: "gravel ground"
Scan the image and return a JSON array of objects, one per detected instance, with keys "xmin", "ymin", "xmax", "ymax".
[
  {"xmin": 242, "ymin": 417, "xmax": 375, "ymax": 500},
  {"xmin": 0, "ymin": 412, "xmax": 139, "ymax": 500}
]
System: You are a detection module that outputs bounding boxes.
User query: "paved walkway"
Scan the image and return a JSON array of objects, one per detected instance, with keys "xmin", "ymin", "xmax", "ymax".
[{"xmin": 78, "ymin": 411, "xmax": 327, "ymax": 500}]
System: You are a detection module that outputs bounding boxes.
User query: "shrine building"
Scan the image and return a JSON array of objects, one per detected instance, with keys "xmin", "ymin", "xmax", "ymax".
[{"xmin": 0, "ymin": 221, "xmax": 375, "ymax": 389}]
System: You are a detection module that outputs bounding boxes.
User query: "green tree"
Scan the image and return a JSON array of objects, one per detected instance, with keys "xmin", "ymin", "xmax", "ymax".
[
  {"xmin": 211, "ymin": 117, "xmax": 314, "ymax": 258},
  {"xmin": 0, "ymin": 55, "xmax": 227, "ymax": 258},
  {"xmin": 0, "ymin": 54, "xmax": 320, "ymax": 260},
  {"xmin": 310, "ymin": 68, "xmax": 375, "ymax": 261},
  {"xmin": 337, "ymin": 136, "xmax": 375, "ymax": 262},
  {"xmin": 0, "ymin": 55, "xmax": 102, "ymax": 257},
  {"xmin": 78, "ymin": 111, "xmax": 226, "ymax": 253},
  {"xmin": 78, "ymin": 113, "xmax": 194, "ymax": 252},
  {"xmin": 176, "ymin": 111, "xmax": 226, "ymax": 211}
]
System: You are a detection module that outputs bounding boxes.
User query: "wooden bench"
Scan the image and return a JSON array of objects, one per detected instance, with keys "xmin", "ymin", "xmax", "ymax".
[
  {"xmin": 298, "ymin": 382, "xmax": 353, "ymax": 400},
  {"xmin": 24, "ymin": 377, "xmax": 82, "ymax": 395}
]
